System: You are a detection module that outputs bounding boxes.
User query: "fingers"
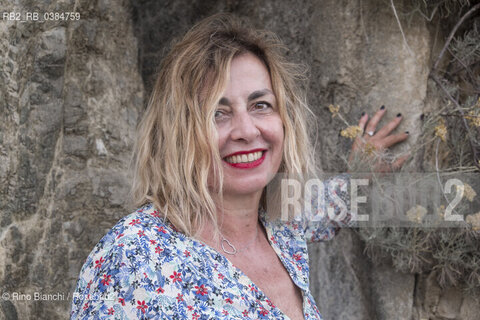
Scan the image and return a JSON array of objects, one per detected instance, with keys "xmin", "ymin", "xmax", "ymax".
[
  {"xmin": 351, "ymin": 113, "xmax": 369, "ymax": 156},
  {"xmin": 380, "ymin": 131, "xmax": 409, "ymax": 148},
  {"xmin": 391, "ymin": 153, "xmax": 410, "ymax": 170},
  {"xmin": 364, "ymin": 105, "xmax": 386, "ymax": 134},
  {"xmin": 358, "ymin": 112, "xmax": 369, "ymax": 131},
  {"xmin": 375, "ymin": 153, "xmax": 410, "ymax": 173},
  {"xmin": 376, "ymin": 113, "xmax": 403, "ymax": 138}
]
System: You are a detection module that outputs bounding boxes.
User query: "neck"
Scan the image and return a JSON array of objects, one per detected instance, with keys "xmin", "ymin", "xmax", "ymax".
[
  {"xmin": 217, "ymin": 191, "xmax": 262, "ymax": 236},
  {"xmin": 199, "ymin": 190, "xmax": 263, "ymax": 247}
]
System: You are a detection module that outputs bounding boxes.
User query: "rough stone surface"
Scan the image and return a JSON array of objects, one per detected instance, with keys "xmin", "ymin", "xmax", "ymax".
[
  {"xmin": 0, "ymin": 0, "xmax": 143, "ymax": 319},
  {"xmin": 413, "ymin": 273, "xmax": 480, "ymax": 320},
  {"xmin": 308, "ymin": 230, "xmax": 375, "ymax": 319},
  {"xmin": 370, "ymin": 264, "xmax": 415, "ymax": 320},
  {"xmin": 436, "ymin": 287, "xmax": 463, "ymax": 319},
  {"xmin": 1, "ymin": 0, "xmax": 478, "ymax": 319}
]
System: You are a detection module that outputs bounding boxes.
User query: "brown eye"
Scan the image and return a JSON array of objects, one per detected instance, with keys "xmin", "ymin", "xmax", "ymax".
[{"xmin": 254, "ymin": 102, "xmax": 272, "ymax": 110}]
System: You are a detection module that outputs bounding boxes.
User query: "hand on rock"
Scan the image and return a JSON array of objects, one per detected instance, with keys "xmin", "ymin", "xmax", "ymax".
[{"xmin": 349, "ymin": 106, "xmax": 410, "ymax": 172}]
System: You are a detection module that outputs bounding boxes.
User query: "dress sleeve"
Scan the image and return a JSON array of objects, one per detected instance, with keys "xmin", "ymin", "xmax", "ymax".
[
  {"xmin": 70, "ymin": 218, "xmax": 182, "ymax": 319},
  {"xmin": 301, "ymin": 174, "xmax": 354, "ymax": 242}
]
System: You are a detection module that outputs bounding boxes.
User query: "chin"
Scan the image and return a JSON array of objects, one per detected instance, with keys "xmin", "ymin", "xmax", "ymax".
[{"xmin": 223, "ymin": 177, "xmax": 269, "ymax": 196}]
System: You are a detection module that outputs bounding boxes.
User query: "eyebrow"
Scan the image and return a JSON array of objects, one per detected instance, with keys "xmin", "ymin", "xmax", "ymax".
[{"xmin": 218, "ymin": 89, "xmax": 274, "ymax": 106}]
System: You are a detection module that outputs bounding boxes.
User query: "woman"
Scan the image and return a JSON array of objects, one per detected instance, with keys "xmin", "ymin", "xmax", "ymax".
[{"xmin": 70, "ymin": 14, "xmax": 408, "ymax": 319}]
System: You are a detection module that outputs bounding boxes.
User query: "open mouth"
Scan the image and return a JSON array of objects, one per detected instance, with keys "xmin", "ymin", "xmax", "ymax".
[
  {"xmin": 223, "ymin": 150, "xmax": 267, "ymax": 168},
  {"xmin": 224, "ymin": 151, "xmax": 264, "ymax": 164}
]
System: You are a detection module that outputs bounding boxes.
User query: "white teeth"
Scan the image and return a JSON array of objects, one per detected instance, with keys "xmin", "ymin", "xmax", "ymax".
[{"xmin": 225, "ymin": 151, "xmax": 263, "ymax": 164}]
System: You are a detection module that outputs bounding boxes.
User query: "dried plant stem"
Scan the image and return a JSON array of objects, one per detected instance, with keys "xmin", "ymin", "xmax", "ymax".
[
  {"xmin": 440, "ymin": 113, "xmax": 480, "ymax": 119},
  {"xmin": 430, "ymin": 74, "xmax": 480, "ymax": 170},
  {"xmin": 390, "ymin": 0, "xmax": 414, "ymax": 56},
  {"xmin": 447, "ymin": 47, "xmax": 478, "ymax": 90},
  {"xmin": 359, "ymin": 0, "xmax": 369, "ymax": 43},
  {"xmin": 415, "ymin": 2, "xmax": 439, "ymax": 22},
  {"xmin": 441, "ymin": 166, "xmax": 478, "ymax": 173},
  {"xmin": 435, "ymin": 139, "xmax": 452, "ymax": 211},
  {"xmin": 451, "ymin": 60, "xmax": 480, "ymax": 75},
  {"xmin": 432, "ymin": 3, "xmax": 480, "ymax": 72}
]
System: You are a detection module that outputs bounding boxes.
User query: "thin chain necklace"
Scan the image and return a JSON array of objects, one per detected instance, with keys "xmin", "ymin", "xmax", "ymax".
[{"xmin": 220, "ymin": 224, "xmax": 259, "ymax": 255}]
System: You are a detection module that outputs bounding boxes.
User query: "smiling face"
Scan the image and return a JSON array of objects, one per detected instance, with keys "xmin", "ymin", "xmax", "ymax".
[{"xmin": 214, "ymin": 52, "xmax": 284, "ymax": 198}]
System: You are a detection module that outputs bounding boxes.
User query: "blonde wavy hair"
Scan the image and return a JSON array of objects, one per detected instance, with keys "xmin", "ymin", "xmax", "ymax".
[{"xmin": 132, "ymin": 13, "xmax": 317, "ymax": 236}]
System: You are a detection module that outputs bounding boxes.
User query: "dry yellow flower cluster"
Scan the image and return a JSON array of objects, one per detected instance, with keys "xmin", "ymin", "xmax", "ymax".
[
  {"xmin": 364, "ymin": 142, "xmax": 376, "ymax": 155},
  {"xmin": 340, "ymin": 125, "xmax": 362, "ymax": 139},
  {"xmin": 328, "ymin": 104, "xmax": 340, "ymax": 118},
  {"xmin": 464, "ymin": 97, "xmax": 480, "ymax": 127},
  {"xmin": 434, "ymin": 118, "xmax": 447, "ymax": 142},
  {"xmin": 466, "ymin": 212, "xmax": 480, "ymax": 231},
  {"xmin": 465, "ymin": 111, "xmax": 480, "ymax": 127},
  {"xmin": 456, "ymin": 183, "xmax": 477, "ymax": 202},
  {"xmin": 406, "ymin": 205, "xmax": 427, "ymax": 223}
]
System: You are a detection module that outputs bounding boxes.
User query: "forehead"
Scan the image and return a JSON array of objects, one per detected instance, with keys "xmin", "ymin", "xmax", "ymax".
[{"xmin": 224, "ymin": 52, "xmax": 273, "ymax": 95}]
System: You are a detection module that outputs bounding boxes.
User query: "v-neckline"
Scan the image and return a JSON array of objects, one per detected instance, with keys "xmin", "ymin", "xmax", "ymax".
[{"xmin": 163, "ymin": 211, "xmax": 307, "ymax": 320}]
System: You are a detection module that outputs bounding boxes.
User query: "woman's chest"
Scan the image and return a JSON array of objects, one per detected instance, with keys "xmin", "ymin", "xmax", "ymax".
[{"xmin": 230, "ymin": 247, "xmax": 305, "ymax": 319}]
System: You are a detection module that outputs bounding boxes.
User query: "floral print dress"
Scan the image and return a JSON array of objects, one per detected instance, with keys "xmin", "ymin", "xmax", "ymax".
[{"xmin": 70, "ymin": 177, "xmax": 351, "ymax": 319}]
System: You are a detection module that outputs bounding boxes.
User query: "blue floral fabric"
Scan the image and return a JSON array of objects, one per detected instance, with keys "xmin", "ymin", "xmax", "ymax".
[{"xmin": 70, "ymin": 177, "xmax": 351, "ymax": 319}]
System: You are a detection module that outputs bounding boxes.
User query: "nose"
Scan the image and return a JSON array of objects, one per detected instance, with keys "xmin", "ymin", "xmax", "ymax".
[{"xmin": 230, "ymin": 111, "xmax": 260, "ymax": 142}]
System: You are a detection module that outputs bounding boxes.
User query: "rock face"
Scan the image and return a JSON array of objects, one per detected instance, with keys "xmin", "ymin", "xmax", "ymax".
[
  {"xmin": 0, "ymin": 0, "xmax": 143, "ymax": 319},
  {"xmin": 1, "ymin": 0, "xmax": 478, "ymax": 319}
]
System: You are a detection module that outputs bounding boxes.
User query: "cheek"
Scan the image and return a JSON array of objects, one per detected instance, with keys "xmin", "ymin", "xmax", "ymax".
[
  {"xmin": 216, "ymin": 127, "xmax": 228, "ymax": 152},
  {"xmin": 264, "ymin": 117, "xmax": 284, "ymax": 163},
  {"xmin": 270, "ymin": 117, "xmax": 284, "ymax": 148}
]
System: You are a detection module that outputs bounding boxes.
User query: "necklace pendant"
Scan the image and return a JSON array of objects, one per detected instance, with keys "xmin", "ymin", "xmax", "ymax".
[{"xmin": 221, "ymin": 238, "xmax": 237, "ymax": 255}]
